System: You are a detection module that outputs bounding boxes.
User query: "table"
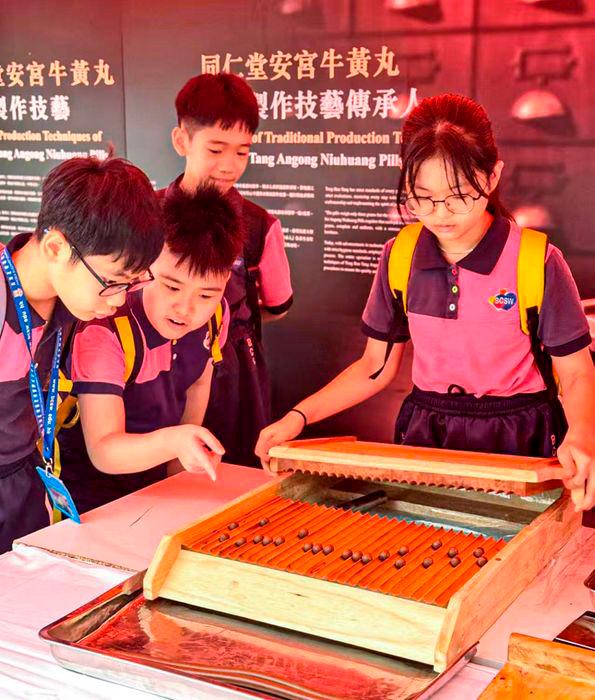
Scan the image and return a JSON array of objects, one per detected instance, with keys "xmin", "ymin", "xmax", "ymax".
[{"xmin": 2, "ymin": 465, "xmax": 593, "ymax": 698}]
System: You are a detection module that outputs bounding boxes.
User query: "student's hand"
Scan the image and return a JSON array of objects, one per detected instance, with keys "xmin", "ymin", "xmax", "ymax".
[
  {"xmin": 173, "ymin": 424, "xmax": 224, "ymax": 481},
  {"xmin": 558, "ymin": 428, "xmax": 595, "ymax": 512},
  {"xmin": 255, "ymin": 412, "xmax": 305, "ymax": 466}
]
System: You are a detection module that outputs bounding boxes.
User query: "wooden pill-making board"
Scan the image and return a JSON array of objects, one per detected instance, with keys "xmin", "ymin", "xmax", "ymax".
[
  {"xmin": 144, "ymin": 447, "xmax": 581, "ymax": 672},
  {"xmin": 268, "ymin": 437, "xmax": 566, "ymax": 495}
]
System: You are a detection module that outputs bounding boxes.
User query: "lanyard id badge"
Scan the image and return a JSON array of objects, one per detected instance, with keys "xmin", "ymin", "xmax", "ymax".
[{"xmin": 0, "ymin": 248, "xmax": 81, "ymax": 523}]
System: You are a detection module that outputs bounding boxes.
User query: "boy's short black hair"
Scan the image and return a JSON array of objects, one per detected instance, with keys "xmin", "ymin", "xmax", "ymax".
[
  {"xmin": 175, "ymin": 72, "xmax": 259, "ymax": 135},
  {"xmin": 37, "ymin": 153, "xmax": 165, "ymax": 274},
  {"xmin": 163, "ymin": 184, "xmax": 245, "ymax": 276}
]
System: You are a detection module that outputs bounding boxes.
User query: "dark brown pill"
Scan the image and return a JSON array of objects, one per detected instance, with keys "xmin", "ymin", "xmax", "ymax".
[
  {"xmin": 218, "ymin": 533, "xmax": 229, "ymax": 542},
  {"xmin": 422, "ymin": 557, "xmax": 433, "ymax": 568},
  {"xmin": 352, "ymin": 551, "xmax": 362, "ymax": 562},
  {"xmin": 476, "ymin": 557, "xmax": 488, "ymax": 567},
  {"xmin": 361, "ymin": 554, "xmax": 371, "ymax": 565},
  {"xmin": 311, "ymin": 544, "xmax": 322, "ymax": 554},
  {"xmin": 234, "ymin": 538, "xmax": 246, "ymax": 547},
  {"xmin": 303, "ymin": 542, "xmax": 312, "ymax": 552},
  {"xmin": 431, "ymin": 540, "xmax": 442, "ymax": 550},
  {"xmin": 259, "ymin": 518, "xmax": 269, "ymax": 527},
  {"xmin": 297, "ymin": 528, "xmax": 308, "ymax": 539},
  {"xmin": 398, "ymin": 546, "xmax": 409, "ymax": 556},
  {"xmin": 450, "ymin": 557, "xmax": 461, "ymax": 567},
  {"xmin": 473, "ymin": 547, "xmax": 484, "ymax": 558},
  {"xmin": 341, "ymin": 549, "xmax": 352, "ymax": 560},
  {"xmin": 394, "ymin": 558, "xmax": 406, "ymax": 569},
  {"xmin": 378, "ymin": 551, "xmax": 390, "ymax": 561},
  {"xmin": 228, "ymin": 522, "xmax": 239, "ymax": 530},
  {"xmin": 252, "ymin": 534, "xmax": 263, "ymax": 544},
  {"xmin": 262, "ymin": 536, "xmax": 272, "ymax": 546},
  {"xmin": 274, "ymin": 536, "xmax": 285, "ymax": 546},
  {"xmin": 447, "ymin": 548, "xmax": 458, "ymax": 558},
  {"xmin": 323, "ymin": 545, "xmax": 334, "ymax": 555}
]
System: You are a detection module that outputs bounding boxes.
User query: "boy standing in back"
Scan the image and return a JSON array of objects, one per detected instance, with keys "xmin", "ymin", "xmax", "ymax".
[{"xmin": 162, "ymin": 72, "xmax": 293, "ymax": 467}]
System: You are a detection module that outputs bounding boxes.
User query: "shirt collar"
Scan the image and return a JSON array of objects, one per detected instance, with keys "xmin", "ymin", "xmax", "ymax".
[
  {"xmin": 414, "ymin": 216, "xmax": 510, "ymax": 275},
  {"xmin": 128, "ymin": 288, "xmax": 168, "ymax": 350}
]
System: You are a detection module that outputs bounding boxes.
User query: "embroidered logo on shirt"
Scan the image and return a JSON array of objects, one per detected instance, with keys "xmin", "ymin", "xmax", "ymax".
[{"xmin": 489, "ymin": 288, "xmax": 517, "ymax": 311}]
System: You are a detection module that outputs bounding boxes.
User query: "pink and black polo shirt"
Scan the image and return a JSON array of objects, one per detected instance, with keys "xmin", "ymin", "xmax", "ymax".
[
  {"xmin": 57, "ymin": 288, "xmax": 229, "ymax": 506},
  {"xmin": 0, "ymin": 233, "xmax": 74, "ymax": 469},
  {"xmin": 362, "ymin": 216, "xmax": 590, "ymax": 398},
  {"xmin": 69, "ymin": 288, "xmax": 229, "ymax": 429}
]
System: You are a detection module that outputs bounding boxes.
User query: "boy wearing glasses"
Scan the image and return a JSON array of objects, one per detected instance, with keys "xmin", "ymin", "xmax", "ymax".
[
  {"xmin": 0, "ymin": 155, "xmax": 164, "ymax": 552},
  {"xmin": 58, "ymin": 185, "xmax": 244, "ymax": 513}
]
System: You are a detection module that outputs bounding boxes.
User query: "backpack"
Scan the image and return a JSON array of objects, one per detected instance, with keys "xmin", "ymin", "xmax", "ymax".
[{"xmin": 373, "ymin": 222, "xmax": 556, "ymax": 396}]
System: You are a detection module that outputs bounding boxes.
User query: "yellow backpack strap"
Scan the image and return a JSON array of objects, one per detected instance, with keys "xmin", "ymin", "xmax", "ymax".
[
  {"xmin": 55, "ymin": 370, "xmax": 79, "ymax": 431},
  {"xmin": 113, "ymin": 315, "xmax": 136, "ymax": 383},
  {"xmin": 387, "ymin": 222, "xmax": 424, "ymax": 313},
  {"xmin": 517, "ymin": 227, "xmax": 560, "ymax": 400},
  {"xmin": 517, "ymin": 227, "xmax": 547, "ymax": 335},
  {"xmin": 208, "ymin": 303, "xmax": 224, "ymax": 367}
]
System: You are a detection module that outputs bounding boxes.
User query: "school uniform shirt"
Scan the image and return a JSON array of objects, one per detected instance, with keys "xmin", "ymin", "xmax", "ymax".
[
  {"xmin": 58, "ymin": 288, "xmax": 229, "ymax": 512},
  {"xmin": 0, "ymin": 233, "xmax": 75, "ymax": 467},
  {"xmin": 362, "ymin": 216, "xmax": 590, "ymax": 398}
]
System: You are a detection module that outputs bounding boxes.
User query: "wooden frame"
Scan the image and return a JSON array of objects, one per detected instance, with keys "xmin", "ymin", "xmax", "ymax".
[{"xmin": 144, "ymin": 471, "xmax": 581, "ymax": 672}]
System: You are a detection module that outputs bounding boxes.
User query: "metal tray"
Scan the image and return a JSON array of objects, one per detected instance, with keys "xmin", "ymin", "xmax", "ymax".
[{"xmin": 39, "ymin": 571, "xmax": 473, "ymax": 699}]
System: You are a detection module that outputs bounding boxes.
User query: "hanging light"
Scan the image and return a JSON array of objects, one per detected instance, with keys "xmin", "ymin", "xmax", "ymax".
[
  {"xmin": 511, "ymin": 204, "xmax": 555, "ymax": 230},
  {"xmin": 385, "ymin": 0, "xmax": 438, "ymax": 9},
  {"xmin": 511, "ymin": 88, "xmax": 566, "ymax": 121}
]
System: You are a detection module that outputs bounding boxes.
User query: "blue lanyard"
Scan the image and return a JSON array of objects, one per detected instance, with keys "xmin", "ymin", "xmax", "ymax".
[{"xmin": 0, "ymin": 247, "xmax": 62, "ymax": 469}]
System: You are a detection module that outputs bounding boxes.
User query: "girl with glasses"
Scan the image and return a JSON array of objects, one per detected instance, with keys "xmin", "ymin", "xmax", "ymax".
[{"xmin": 256, "ymin": 93, "xmax": 595, "ymax": 512}]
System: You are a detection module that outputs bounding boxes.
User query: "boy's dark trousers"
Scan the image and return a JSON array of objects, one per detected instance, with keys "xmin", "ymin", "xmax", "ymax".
[
  {"xmin": 203, "ymin": 328, "xmax": 270, "ymax": 468},
  {"xmin": 0, "ymin": 452, "xmax": 50, "ymax": 553}
]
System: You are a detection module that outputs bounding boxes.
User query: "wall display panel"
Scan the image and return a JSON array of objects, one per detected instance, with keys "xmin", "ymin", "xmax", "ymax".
[
  {"xmin": 479, "ymin": 0, "xmax": 595, "ymax": 28},
  {"xmin": 476, "ymin": 27, "xmax": 595, "ymax": 143},
  {"xmin": 0, "ymin": 0, "xmax": 125, "ymax": 243}
]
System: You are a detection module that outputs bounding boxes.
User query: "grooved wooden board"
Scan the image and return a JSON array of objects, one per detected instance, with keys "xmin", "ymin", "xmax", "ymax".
[
  {"xmin": 268, "ymin": 438, "xmax": 565, "ymax": 495},
  {"xmin": 186, "ymin": 496, "xmax": 506, "ymax": 607}
]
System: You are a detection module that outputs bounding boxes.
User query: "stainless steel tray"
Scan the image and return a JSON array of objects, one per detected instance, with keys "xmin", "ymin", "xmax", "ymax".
[{"xmin": 40, "ymin": 571, "xmax": 473, "ymax": 699}]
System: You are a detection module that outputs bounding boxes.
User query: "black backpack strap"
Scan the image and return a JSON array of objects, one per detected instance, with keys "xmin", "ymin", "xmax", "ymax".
[
  {"xmin": 240, "ymin": 198, "xmax": 270, "ymax": 342},
  {"xmin": 526, "ymin": 306, "xmax": 558, "ymax": 401},
  {"xmin": 369, "ymin": 290, "xmax": 408, "ymax": 380}
]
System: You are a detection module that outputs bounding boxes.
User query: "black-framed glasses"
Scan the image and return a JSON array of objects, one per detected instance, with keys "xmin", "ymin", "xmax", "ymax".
[
  {"xmin": 69, "ymin": 241, "xmax": 154, "ymax": 297},
  {"xmin": 405, "ymin": 192, "xmax": 484, "ymax": 217}
]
